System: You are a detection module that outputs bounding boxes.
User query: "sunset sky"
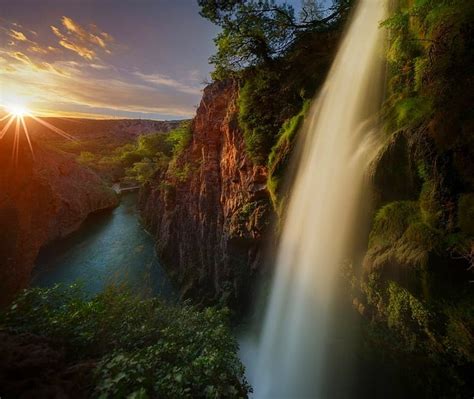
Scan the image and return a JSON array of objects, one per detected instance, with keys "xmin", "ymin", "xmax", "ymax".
[{"xmin": 1, "ymin": 0, "xmax": 310, "ymax": 120}]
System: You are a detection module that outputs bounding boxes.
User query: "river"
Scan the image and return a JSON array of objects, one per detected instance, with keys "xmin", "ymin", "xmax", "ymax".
[{"xmin": 32, "ymin": 192, "xmax": 175, "ymax": 299}]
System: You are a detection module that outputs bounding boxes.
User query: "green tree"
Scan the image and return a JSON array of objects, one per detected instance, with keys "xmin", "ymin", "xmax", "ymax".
[{"xmin": 198, "ymin": 0, "xmax": 351, "ymax": 79}]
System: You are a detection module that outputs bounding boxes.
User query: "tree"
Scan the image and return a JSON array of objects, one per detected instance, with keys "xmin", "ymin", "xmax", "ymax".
[{"xmin": 198, "ymin": 0, "xmax": 351, "ymax": 79}]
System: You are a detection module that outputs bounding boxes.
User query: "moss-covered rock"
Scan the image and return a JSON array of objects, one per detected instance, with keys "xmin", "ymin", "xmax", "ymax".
[
  {"xmin": 370, "ymin": 131, "xmax": 421, "ymax": 206},
  {"xmin": 266, "ymin": 101, "xmax": 310, "ymax": 215}
]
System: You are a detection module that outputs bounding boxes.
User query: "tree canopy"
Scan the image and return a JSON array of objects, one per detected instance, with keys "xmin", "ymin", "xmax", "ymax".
[{"xmin": 198, "ymin": 0, "xmax": 351, "ymax": 79}]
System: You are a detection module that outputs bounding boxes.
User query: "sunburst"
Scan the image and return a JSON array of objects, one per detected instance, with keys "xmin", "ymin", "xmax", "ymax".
[{"xmin": 0, "ymin": 102, "xmax": 76, "ymax": 164}]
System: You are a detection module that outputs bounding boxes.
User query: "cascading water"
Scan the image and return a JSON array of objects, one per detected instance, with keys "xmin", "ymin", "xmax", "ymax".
[{"xmin": 252, "ymin": 0, "xmax": 388, "ymax": 397}]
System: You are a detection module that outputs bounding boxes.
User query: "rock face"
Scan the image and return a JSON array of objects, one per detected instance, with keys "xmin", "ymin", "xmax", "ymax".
[
  {"xmin": 0, "ymin": 143, "xmax": 118, "ymax": 305},
  {"xmin": 140, "ymin": 80, "xmax": 273, "ymax": 308}
]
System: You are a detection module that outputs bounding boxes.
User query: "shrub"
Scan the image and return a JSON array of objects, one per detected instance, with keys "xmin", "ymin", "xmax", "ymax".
[
  {"xmin": 166, "ymin": 121, "xmax": 192, "ymax": 158},
  {"xmin": 386, "ymin": 281, "xmax": 431, "ymax": 346},
  {"xmin": 1, "ymin": 285, "xmax": 250, "ymax": 398}
]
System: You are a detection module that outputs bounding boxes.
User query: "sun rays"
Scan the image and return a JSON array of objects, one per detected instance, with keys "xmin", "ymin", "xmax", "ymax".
[{"xmin": 0, "ymin": 103, "xmax": 76, "ymax": 164}]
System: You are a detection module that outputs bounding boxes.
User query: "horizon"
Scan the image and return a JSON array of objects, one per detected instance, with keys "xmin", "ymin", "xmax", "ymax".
[
  {"xmin": 0, "ymin": 0, "xmax": 218, "ymax": 120},
  {"xmin": 0, "ymin": 0, "xmax": 325, "ymax": 121}
]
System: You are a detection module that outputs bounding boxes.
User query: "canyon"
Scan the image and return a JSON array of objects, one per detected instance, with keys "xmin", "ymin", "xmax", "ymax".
[
  {"xmin": 140, "ymin": 80, "xmax": 274, "ymax": 310},
  {"xmin": 0, "ymin": 117, "xmax": 180, "ymax": 305}
]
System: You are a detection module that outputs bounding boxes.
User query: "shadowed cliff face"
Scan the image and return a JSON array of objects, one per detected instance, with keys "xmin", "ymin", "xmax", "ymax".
[
  {"xmin": 0, "ymin": 142, "xmax": 118, "ymax": 305},
  {"xmin": 140, "ymin": 80, "xmax": 273, "ymax": 309}
]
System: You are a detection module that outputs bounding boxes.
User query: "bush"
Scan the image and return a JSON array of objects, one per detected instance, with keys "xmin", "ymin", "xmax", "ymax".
[
  {"xmin": 166, "ymin": 121, "xmax": 192, "ymax": 158},
  {"xmin": 1, "ymin": 285, "xmax": 250, "ymax": 398}
]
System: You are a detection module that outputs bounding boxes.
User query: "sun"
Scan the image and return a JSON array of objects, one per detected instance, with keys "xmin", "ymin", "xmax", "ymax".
[
  {"xmin": 6, "ymin": 104, "xmax": 29, "ymax": 117},
  {"xmin": 1, "ymin": 101, "xmax": 76, "ymax": 163}
]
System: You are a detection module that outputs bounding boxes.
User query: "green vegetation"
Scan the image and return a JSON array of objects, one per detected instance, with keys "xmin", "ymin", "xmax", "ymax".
[
  {"xmin": 199, "ymin": 0, "xmax": 347, "ymax": 198},
  {"xmin": 0, "ymin": 285, "xmax": 250, "ymax": 398},
  {"xmin": 76, "ymin": 121, "xmax": 192, "ymax": 185},
  {"xmin": 353, "ymin": 1, "xmax": 474, "ymax": 396},
  {"xmin": 198, "ymin": 0, "xmax": 350, "ymax": 80},
  {"xmin": 267, "ymin": 101, "xmax": 310, "ymax": 213},
  {"xmin": 234, "ymin": 27, "xmax": 339, "ymax": 167}
]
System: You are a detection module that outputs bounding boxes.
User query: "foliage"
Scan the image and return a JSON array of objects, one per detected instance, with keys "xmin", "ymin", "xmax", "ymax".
[
  {"xmin": 386, "ymin": 281, "xmax": 431, "ymax": 345},
  {"xmin": 116, "ymin": 121, "xmax": 192, "ymax": 184},
  {"xmin": 361, "ymin": 3, "xmax": 474, "ymax": 390},
  {"xmin": 267, "ymin": 100, "xmax": 310, "ymax": 213},
  {"xmin": 237, "ymin": 67, "xmax": 291, "ymax": 163},
  {"xmin": 236, "ymin": 23, "xmax": 337, "ymax": 165},
  {"xmin": 166, "ymin": 121, "xmax": 192, "ymax": 158},
  {"xmin": 198, "ymin": 0, "xmax": 350, "ymax": 79},
  {"xmin": 0, "ymin": 285, "xmax": 250, "ymax": 398},
  {"xmin": 382, "ymin": 0, "xmax": 474, "ymax": 134},
  {"xmin": 125, "ymin": 159, "xmax": 160, "ymax": 184}
]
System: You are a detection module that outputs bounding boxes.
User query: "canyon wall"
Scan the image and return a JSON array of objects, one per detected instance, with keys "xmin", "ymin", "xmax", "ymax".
[
  {"xmin": 140, "ymin": 80, "xmax": 273, "ymax": 309},
  {"xmin": 0, "ymin": 143, "xmax": 118, "ymax": 305}
]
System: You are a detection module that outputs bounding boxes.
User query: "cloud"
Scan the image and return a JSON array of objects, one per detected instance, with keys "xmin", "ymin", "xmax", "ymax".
[
  {"xmin": 9, "ymin": 51, "xmax": 32, "ymax": 64},
  {"xmin": 0, "ymin": 16, "xmax": 204, "ymax": 119},
  {"xmin": 1, "ymin": 49, "xmax": 66, "ymax": 76},
  {"xmin": 27, "ymin": 45, "xmax": 58, "ymax": 54},
  {"xmin": 1, "ymin": 22, "xmax": 59, "ymax": 55},
  {"xmin": 1, "ymin": 58, "xmax": 199, "ymax": 118},
  {"xmin": 9, "ymin": 29, "xmax": 27, "ymax": 41},
  {"xmin": 50, "ymin": 16, "xmax": 113, "ymax": 60},
  {"xmin": 134, "ymin": 72, "xmax": 202, "ymax": 95}
]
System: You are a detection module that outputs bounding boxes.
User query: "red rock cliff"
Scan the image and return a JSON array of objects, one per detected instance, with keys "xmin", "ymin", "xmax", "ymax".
[
  {"xmin": 140, "ymin": 80, "xmax": 273, "ymax": 308},
  {"xmin": 0, "ymin": 143, "xmax": 118, "ymax": 305}
]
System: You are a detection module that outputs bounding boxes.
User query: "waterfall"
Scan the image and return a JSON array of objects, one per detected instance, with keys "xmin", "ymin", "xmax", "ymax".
[{"xmin": 253, "ymin": 1, "xmax": 387, "ymax": 397}]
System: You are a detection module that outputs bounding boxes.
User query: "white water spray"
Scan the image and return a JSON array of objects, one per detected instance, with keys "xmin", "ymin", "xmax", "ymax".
[{"xmin": 253, "ymin": 1, "xmax": 387, "ymax": 397}]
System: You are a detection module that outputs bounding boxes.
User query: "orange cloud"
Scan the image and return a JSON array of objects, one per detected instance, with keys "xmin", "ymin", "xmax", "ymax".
[
  {"xmin": 10, "ymin": 51, "xmax": 33, "ymax": 65},
  {"xmin": 50, "ymin": 16, "xmax": 113, "ymax": 60},
  {"xmin": 5, "ymin": 50, "xmax": 66, "ymax": 75},
  {"xmin": 51, "ymin": 26, "xmax": 96, "ymax": 60},
  {"xmin": 9, "ymin": 29, "xmax": 27, "ymax": 41}
]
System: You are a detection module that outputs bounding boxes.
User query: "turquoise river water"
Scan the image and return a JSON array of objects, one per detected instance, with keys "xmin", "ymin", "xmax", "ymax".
[{"xmin": 32, "ymin": 192, "xmax": 175, "ymax": 299}]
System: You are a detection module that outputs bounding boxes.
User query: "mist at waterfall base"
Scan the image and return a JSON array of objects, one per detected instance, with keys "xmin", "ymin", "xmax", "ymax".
[{"xmin": 241, "ymin": 1, "xmax": 388, "ymax": 397}]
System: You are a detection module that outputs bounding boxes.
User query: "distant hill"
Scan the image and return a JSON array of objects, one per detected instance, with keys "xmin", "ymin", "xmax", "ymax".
[{"xmin": 22, "ymin": 117, "xmax": 183, "ymax": 148}]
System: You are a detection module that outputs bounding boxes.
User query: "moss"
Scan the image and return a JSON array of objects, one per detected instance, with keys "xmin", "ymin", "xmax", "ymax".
[
  {"xmin": 387, "ymin": 281, "xmax": 430, "ymax": 342},
  {"xmin": 457, "ymin": 193, "xmax": 474, "ymax": 236},
  {"xmin": 369, "ymin": 201, "xmax": 420, "ymax": 247},
  {"xmin": 394, "ymin": 96, "xmax": 433, "ymax": 129},
  {"xmin": 237, "ymin": 67, "xmax": 301, "ymax": 164},
  {"xmin": 402, "ymin": 222, "xmax": 442, "ymax": 250},
  {"xmin": 419, "ymin": 180, "xmax": 443, "ymax": 228},
  {"xmin": 266, "ymin": 100, "xmax": 310, "ymax": 214},
  {"xmin": 367, "ymin": 201, "xmax": 445, "ymax": 270}
]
